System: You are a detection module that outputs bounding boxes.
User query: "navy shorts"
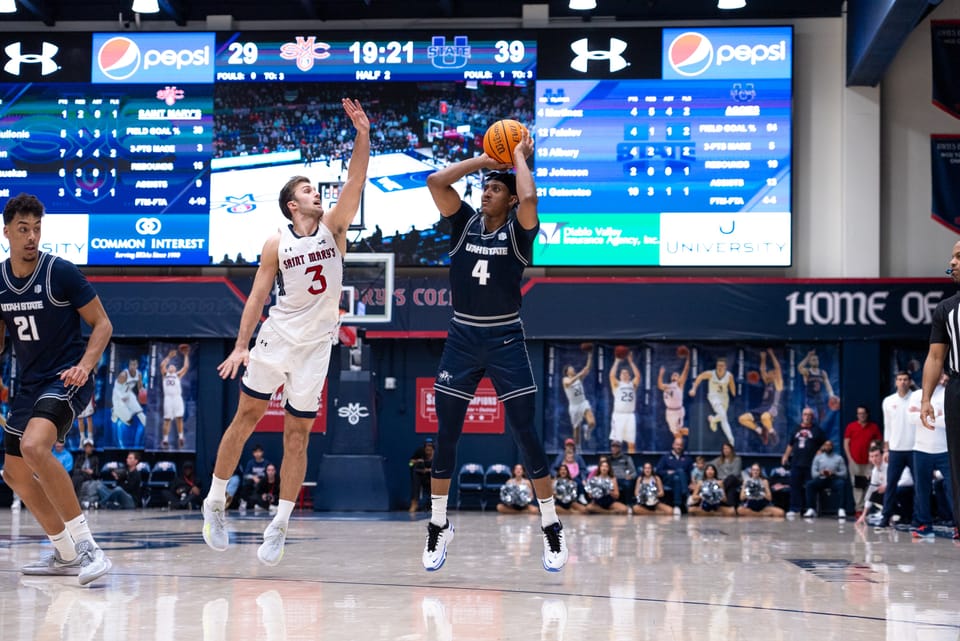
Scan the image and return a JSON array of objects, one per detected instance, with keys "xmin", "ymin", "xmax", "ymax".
[
  {"xmin": 434, "ymin": 320, "xmax": 536, "ymax": 400},
  {"xmin": 4, "ymin": 376, "xmax": 94, "ymax": 456}
]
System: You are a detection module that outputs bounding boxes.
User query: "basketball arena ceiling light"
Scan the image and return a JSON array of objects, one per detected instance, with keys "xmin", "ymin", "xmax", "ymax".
[
  {"xmin": 0, "ymin": 0, "xmax": 17, "ymax": 14},
  {"xmin": 569, "ymin": 0, "xmax": 597, "ymax": 10},
  {"xmin": 131, "ymin": 0, "xmax": 160, "ymax": 13},
  {"xmin": 718, "ymin": 0, "xmax": 747, "ymax": 9}
]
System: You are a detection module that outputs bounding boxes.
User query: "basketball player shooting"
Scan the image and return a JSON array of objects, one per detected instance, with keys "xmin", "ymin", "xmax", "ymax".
[{"xmin": 420, "ymin": 126, "xmax": 569, "ymax": 573}]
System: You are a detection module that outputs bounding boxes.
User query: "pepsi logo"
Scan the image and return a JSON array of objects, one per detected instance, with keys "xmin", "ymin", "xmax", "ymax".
[
  {"xmin": 98, "ymin": 36, "xmax": 141, "ymax": 81},
  {"xmin": 667, "ymin": 32, "xmax": 713, "ymax": 77}
]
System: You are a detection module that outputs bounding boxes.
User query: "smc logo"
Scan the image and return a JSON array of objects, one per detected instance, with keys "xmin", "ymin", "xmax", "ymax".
[
  {"xmin": 135, "ymin": 217, "xmax": 162, "ymax": 235},
  {"xmin": 668, "ymin": 32, "xmax": 788, "ymax": 77}
]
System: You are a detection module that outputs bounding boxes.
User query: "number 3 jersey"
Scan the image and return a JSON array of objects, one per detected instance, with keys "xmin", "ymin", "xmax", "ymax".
[
  {"xmin": 268, "ymin": 222, "xmax": 343, "ymax": 345},
  {"xmin": 0, "ymin": 252, "xmax": 96, "ymax": 386},
  {"xmin": 447, "ymin": 202, "xmax": 537, "ymax": 326}
]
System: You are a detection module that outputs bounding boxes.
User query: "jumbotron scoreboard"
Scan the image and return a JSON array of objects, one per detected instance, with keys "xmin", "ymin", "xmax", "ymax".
[{"xmin": 0, "ymin": 26, "xmax": 791, "ymax": 267}]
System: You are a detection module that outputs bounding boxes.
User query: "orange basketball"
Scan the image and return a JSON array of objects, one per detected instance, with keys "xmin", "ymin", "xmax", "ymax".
[
  {"xmin": 178, "ymin": 343, "xmax": 190, "ymax": 354},
  {"xmin": 580, "ymin": 342, "xmax": 594, "ymax": 353},
  {"xmin": 138, "ymin": 388, "xmax": 147, "ymax": 404},
  {"xmin": 676, "ymin": 345, "xmax": 690, "ymax": 357},
  {"xmin": 614, "ymin": 345, "xmax": 630, "ymax": 359},
  {"xmin": 747, "ymin": 371, "xmax": 760, "ymax": 385},
  {"xmin": 828, "ymin": 396, "xmax": 841, "ymax": 411},
  {"xmin": 483, "ymin": 119, "xmax": 527, "ymax": 165}
]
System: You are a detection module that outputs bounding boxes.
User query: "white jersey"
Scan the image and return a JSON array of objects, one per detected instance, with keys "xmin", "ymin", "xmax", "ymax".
[
  {"xmin": 882, "ymin": 390, "xmax": 914, "ymax": 451},
  {"xmin": 564, "ymin": 377, "xmax": 586, "ymax": 406},
  {"xmin": 662, "ymin": 381, "xmax": 683, "ymax": 410},
  {"xmin": 708, "ymin": 370, "xmax": 731, "ymax": 397},
  {"xmin": 910, "ymin": 387, "xmax": 947, "ymax": 454},
  {"xmin": 613, "ymin": 381, "xmax": 637, "ymax": 414},
  {"xmin": 266, "ymin": 222, "xmax": 343, "ymax": 345},
  {"xmin": 113, "ymin": 370, "xmax": 138, "ymax": 402},
  {"xmin": 163, "ymin": 372, "xmax": 182, "ymax": 399}
]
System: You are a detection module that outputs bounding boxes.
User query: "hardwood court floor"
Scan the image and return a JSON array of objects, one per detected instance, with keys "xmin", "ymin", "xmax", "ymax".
[{"xmin": 0, "ymin": 509, "xmax": 956, "ymax": 640}]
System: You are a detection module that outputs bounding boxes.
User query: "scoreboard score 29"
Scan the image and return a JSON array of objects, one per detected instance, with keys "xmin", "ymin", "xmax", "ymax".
[{"xmin": 0, "ymin": 26, "xmax": 791, "ymax": 267}]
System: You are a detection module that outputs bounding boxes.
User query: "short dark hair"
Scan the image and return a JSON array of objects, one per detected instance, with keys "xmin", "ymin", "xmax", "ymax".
[
  {"xmin": 3, "ymin": 193, "xmax": 44, "ymax": 225},
  {"xmin": 896, "ymin": 370, "xmax": 910, "ymax": 378},
  {"xmin": 279, "ymin": 176, "xmax": 310, "ymax": 220},
  {"xmin": 253, "ymin": 443, "xmax": 264, "ymax": 452},
  {"xmin": 483, "ymin": 171, "xmax": 516, "ymax": 195}
]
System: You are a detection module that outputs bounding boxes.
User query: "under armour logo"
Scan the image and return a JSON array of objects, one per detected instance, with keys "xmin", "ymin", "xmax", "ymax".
[
  {"xmin": 4, "ymin": 42, "xmax": 59, "ymax": 76},
  {"xmin": 279, "ymin": 36, "xmax": 331, "ymax": 72},
  {"xmin": 569, "ymin": 38, "xmax": 629, "ymax": 73}
]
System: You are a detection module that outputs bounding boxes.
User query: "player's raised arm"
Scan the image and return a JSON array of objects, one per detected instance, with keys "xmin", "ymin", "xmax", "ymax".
[
  {"xmin": 427, "ymin": 154, "xmax": 509, "ymax": 217},
  {"xmin": 217, "ymin": 234, "xmax": 280, "ymax": 380},
  {"xmin": 325, "ymin": 99, "xmax": 370, "ymax": 237},
  {"xmin": 512, "ymin": 130, "xmax": 538, "ymax": 231}
]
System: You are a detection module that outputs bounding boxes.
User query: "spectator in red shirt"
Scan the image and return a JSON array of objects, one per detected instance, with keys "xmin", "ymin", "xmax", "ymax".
[{"xmin": 843, "ymin": 405, "xmax": 882, "ymax": 513}]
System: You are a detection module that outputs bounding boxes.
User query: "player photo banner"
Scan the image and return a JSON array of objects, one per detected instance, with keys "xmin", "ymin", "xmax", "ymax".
[
  {"xmin": 932, "ymin": 21, "xmax": 960, "ymax": 119},
  {"xmin": 415, "ymin": 377, "xmax": 505, "ymax": 434},
  {"xmin": 144, "ymin": 342, "xmax": 200, "ymax": 452},
  {"xmin": 105, "ymin": 342, "xmax": 150, "ymax": 451},
  {"xmin": 931, "ymin": 135, "xmax": 960, "ymax": 233},
  {"xmin": 545, "ymin": 341, "xmax": 840, "ymax": 455}
]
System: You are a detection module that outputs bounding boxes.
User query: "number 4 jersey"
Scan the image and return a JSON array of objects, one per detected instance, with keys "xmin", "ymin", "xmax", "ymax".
[
  {"xmin": 447, "ymin": 202, "xmax": 537, "ymax": 326},
  {"xmin": 269, "ymin": 222, "xmax": 343, "ymax": 345},
  {"xmin": 0, "ymin": 252, "xmax": 96, "ymax": 385}
]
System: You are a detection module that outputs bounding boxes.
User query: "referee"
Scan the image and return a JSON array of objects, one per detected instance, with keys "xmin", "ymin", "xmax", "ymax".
[{"xmin": 919, "ymin": 240, "xmax": 960, "ymax": 541}]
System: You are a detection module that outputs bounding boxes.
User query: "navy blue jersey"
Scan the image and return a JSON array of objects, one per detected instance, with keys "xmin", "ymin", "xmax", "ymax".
[
  {"xmin": 447, "ymin": 201, "xmax": 537, "ymax": 325},
  {"xmin": 0, "ymin": 252, "xmax": 96, "ymax": 385}
]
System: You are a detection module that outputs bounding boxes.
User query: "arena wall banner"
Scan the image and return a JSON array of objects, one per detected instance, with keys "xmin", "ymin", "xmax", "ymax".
[
  {"xmin": 932, "ymin": 21, "xmax": 960, "ymax": 119},
  {"xmin": 362, "ymin": 277, "xmax": 950, "ymax": 341},
  {"xmin": 89, "ymin": 276, "xmax": 950, "ymax": 342},
  {"xmin": 415, "ymin": 377, "xmax": 505, "ymax": 435},
  {"xmin": 931, "ymin": 135, "xmax": 960, "ymax": 233},
  {"xmin": 545, "ymin": 341, "xmax": 842, "ymax": 455}
]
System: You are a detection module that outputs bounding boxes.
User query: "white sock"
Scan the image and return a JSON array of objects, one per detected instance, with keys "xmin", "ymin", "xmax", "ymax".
[
  {"xmin": 272, "ymin": 499, "xmax": 295, "ymax": 526},
  {"xmin": 65, "ymin": 514, "xmax": 94, "ymax": 547},
  {"xmin": 538, "ymin": 497, "xmax": 559, "ymax": 528},
  {"xmin": 208, "ymin": 475, "xmax": 229, "ymax": 503},
  {"xmin": 430, "ymin": 495, "xmax": 448, "ymax": 527},
  {"xmin": 49, "ymin": 528, "xmax": 76, "ymax": 561}
]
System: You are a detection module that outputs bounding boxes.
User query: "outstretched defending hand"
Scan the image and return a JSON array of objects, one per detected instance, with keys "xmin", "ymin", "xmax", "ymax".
[
  {"xmin": 342, "ymin": 98, "xmax": 370, "ymax": 134},
  {"xmin": 217, "ymin": 347, "xmax": 250, "ymax": 380}
]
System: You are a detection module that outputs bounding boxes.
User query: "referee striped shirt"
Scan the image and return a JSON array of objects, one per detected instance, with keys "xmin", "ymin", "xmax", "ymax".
[{"xmin": 930, "ymin": 290, "xmax": 960, "ymax": 376}]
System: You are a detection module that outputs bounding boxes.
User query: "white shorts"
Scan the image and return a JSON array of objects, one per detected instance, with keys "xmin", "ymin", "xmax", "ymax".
[
  {"xmin": 568, "ymin": 400, "xmax": 592, "ymax": 429},
  {"xmin": 112, "ymin": 392, "xmax": 142, "ymax": 424},
  {"xmin": 163, "ymin": 395, "xmax": 184, "ymax": 420},
  {"xmin": 665, "ymin": 407, "xmax": 685, "ymax": 432},
  {"xmin": 78, "ymin": 399, "xmax": 95, "ymax": 419},
  {"xmin": 610, "ymin": 412, "xmax": 636, "ymax": 444},
  {"xmin": 242, "ymin": 321, "xmax": 333, "ymax": 415}
]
